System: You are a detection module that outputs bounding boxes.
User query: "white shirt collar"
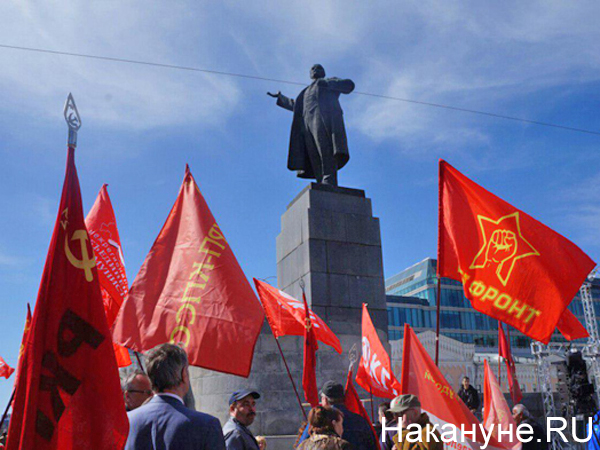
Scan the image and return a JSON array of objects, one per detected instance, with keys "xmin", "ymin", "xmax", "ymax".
[{"xmin": 157, "ymin": 393, "xmax": 184, "ymax": 404}]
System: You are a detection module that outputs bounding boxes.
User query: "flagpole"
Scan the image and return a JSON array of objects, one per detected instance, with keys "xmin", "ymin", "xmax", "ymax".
[
  {"xmin": 273, "ymin": 334, "xmax": 307, "ymax": 421},
  {"xmin": 369, "ymin": 387, "xmax": 374, "ymax": 424},
  {"xmin": 134, "ymin": 351, "xmax": 145, "ymax": 372},
  {"xmin": 435, "ymin": 275, "xmax": 441, "ymax": 366},
  {"xmin": 0, "ymin": 388, "xmax": 15, "ymax": 431},
  {"xmin": 498, "ymin": 321, "xmax": 502, "ymax": 383}
]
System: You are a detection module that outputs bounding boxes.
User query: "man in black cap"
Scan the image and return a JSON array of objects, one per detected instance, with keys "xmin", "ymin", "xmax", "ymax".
[
  {"xmin": 299, "ymin": 380, "xmax": 378, "ymax": 450},
  {"xmin": 223, "ymin": 389, "xmax": 261, "ymax": 450}
]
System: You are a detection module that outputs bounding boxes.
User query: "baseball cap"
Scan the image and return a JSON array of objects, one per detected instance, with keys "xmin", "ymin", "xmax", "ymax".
[
  {"xmin": 320, "ymin": 380, "xmax": 345, "ymax": 399},
  {"xmin": 229, "ymin": 389, "xmax": 261, "ymax": 406},
  {"xmin": 388, "ymin": 394, "xmax": 421, "ymax": 414}
]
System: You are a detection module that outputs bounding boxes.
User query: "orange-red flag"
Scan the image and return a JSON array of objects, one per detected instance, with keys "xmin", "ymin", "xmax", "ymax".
[
  {"xmin": 86, "ymin": 185, "xmax": 131, "ymax": 368},
  {"xmin": 302, "ymin": 290, "xmax": 319, "ymax": 407},
  {"xmin": 7, "ymin": 148, "xmax": 128, "ymax": 450},
  {"xmin": 0, "ymin": 357, "xmax": 14, "ymax": 380},
  {"xmin": 400, "ymin": 324, "xmax": 504, "ymax": 450},
  {"xmin": 483, "ymin": 360, "xmax": 521, "ymax": 450},
  {"xmin": 498, "ymin": 324, "xmax": 522, "ymax": 405},
  {"xmin": 18, "ymin": 304, "xmax": 32, "ymax": 360},
  {"xmin": 254, "ymin": 278, "xmax": 342, "ymax": 353},
  {"xmin": 356, "ymin": 304, "xmax": 401, "ymax": 399},
  {"xmin": 112, "ymin": 166, "xmax": 264, "ymax": 377},
  {"xmin": 438, "ymin": 160, "xmax": 595, "ymax": 343}
]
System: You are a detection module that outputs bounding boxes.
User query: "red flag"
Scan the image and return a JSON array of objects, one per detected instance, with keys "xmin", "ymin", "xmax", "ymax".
[
  {"xmin": 7, "ymin": 148, "xmax": 128, "ymax": 450},
  {"xmin": 556, "ymin": 309, "xmax": 589, "ymax": 340},
  {"xmin": 400, "ymin": 324, "xmax": 503, "ymax": 450},
  {"xmin": 18, "ymin": 304, "xmax": 32, "ymax": 360},
  {"xmin": 0, "ymin": 357, "xmax": 14, "ymax": 379},
  {"xmin": 438, "ymin": 160, "xmax": 595, "ymax": 343},
  {"xmin": 254, "ymin": 279, "xmax": 342, "ymax": 353},
  {"xmin": 344, "ymin": 369, "xmax": 378, "ymax": 442},
  {"xmin": 356, "ymin": 304, "xmax": 401, "ymax": 399},
  {"xmin": 86, "ymin": 185, "xmax": 131, "ymax": 368},
  {"xmin": 113, "ymin": 166, "xmax": 264, "ymax": 377},
  {"xmin": 498, "ymin": 324, "xmax": 522, "ymax": 404},
  {"xmin": 483, "ymin": 360, "xmax": 521, "ymax": 450},
  {"xmin": 302, "ymin": 290, "xmax": 319, "ymax": 407}
]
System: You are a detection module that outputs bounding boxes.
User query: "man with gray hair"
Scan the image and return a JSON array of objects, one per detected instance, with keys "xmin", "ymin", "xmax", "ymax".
[
  {"xmin": 122, "ymin": 370, "xmax": 153, "ymax": 411},
  {"xmin": 125, "ymin": 343, "xmax": 225, "ymax": 450},
  {"xmin": 512, "ymin": 404, "xmax": 547, "ymax": 450}
]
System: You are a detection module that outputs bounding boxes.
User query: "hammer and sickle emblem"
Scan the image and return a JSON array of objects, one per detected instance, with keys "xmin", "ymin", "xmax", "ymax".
[
  {"xmin": 305, "ymin": 317, "xmax": 313, "ymax": 332},
  {"xmin": 64, "ymin": 229, "xmax": 96, "ymax": 282}
]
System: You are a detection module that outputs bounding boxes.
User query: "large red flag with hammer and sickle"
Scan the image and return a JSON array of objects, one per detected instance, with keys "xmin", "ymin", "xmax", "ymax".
[
  {"xmin": 438, "ymin": 160, "xmax": 595, "ymax": 343},
  {"xmin": 86, "ymin": 185, "xmax": 131, "ymax": 368},
  {"xmin": 254, "ymin": 278, "xmax": 342, "ymax": 353},
  {"xmin": 112, "ymin": 166, "xmax": 264, "ymax": 377},
  {"xmin": 355, "ymin": 303, "xmax": 401, "ymax": 399},
  {"xmin": 7, "ymin": 147, "xmax": 128, "ymax": 450}
]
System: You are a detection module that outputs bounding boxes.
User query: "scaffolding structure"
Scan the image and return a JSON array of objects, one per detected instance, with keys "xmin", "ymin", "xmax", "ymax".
[{"xmin": 531, "ymin": 271, "xmax": 598, "ymax": 450}]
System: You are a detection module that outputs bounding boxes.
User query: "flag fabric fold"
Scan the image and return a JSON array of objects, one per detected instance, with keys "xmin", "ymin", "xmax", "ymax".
[
  {"xmin": 0, "ymin": 357, "xmax": 14, "ymax": 380},
  {"xmin": 112, "ymin": 165, "xmax": 264, "ymax": 377},
  {"xmin": 498, "ymin": 324, "xmax": 522, "ymax": 405},
  {"xmin": 7, "ymin": 147, "xmax": 128, "ymax": 450},
  {"xmin": 438, "ymin": 159, "xmax": 595, "ymax": 343},
  {"xmin": 556, "ymin": 309, "xmax": 589, "ymax": 341},
  {"xmin": 254, "ymin": 278, "xmax": 342, "ymax": 353},
  {"xmin": 356, "ymin": 303, "xmax": 401, "ymax": 399},
  {"xmin": 86, "ymin": 184, "xmax": 131, "ymax": 368},
  {"xmin": 483, "ymin": 359, "xmax": 522, "ymax": 450}
]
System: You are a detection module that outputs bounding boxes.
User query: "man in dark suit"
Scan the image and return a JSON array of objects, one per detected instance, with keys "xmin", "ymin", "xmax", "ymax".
[
  {"xmin": 268, "ymin": 64, "xmax": 355, "ymax": 186},
  {"xmin": 125, "ymin": 344, "xmax": 225, "ymax": 450}
]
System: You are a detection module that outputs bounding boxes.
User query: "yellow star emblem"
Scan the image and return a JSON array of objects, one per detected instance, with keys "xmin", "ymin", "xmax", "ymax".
[{"xmin": 470, "ymin": 212, "xmax": 539, "ymax": 286}]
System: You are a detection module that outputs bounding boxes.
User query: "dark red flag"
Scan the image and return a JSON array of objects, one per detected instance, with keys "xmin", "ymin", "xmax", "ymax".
[
  {"xmin": 86, "ymin": 185, "xmax": 131, "ymax": 368},
  {"xmin": 254, "ymin": 278, "xmax": 342, "ymax": 353},
  {"xmin": 498, "ymin": 324, "xmax": 523, "ymax": 404},
  {"xmin": 302, "ymin": 290, "xmax": 319, "ymax": 407},
  {"xmin": 356, "ymin": 304, "xmax": 401, "ymax": 399},
  {"xmin": 113, "ymin": 166, "xmax": 264, "ymax": 377},
  {"xmin": 438, "ymin": 160, "xmax": 595, "ymax": 343},
  {"xmin": 344, "ymin": 369, "xmax": 378, "ymax": 442},
  {"xmin": 0, "ymin": 357, "xmax": 14, "ymax": 379},
  {"xmin": 7, "ymin": 148, "xmax": 128, "ymax": 450}
]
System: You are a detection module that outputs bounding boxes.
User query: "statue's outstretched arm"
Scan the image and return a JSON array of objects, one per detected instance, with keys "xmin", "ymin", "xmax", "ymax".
[
  {"xmin": 267, "ymin": 91, "xmax": 294, "ymax": 111},
  {"xmin": 322, "ymin": 78, "xmax": 355, "ymax": 94}
]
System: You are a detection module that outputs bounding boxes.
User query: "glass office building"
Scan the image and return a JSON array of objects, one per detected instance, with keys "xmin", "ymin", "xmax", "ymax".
[{"xmin": 386, "ymin": 257, "xmax": 600, "ymax": 353}]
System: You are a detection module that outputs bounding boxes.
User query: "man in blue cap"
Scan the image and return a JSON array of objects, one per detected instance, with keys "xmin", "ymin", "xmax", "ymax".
[{"xmin": 223, "ymin": 389, "xmax": 261, "ymax": 450}]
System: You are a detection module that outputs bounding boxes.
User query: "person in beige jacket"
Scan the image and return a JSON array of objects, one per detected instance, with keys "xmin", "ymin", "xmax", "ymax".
[{"xmin": 389, "ymin": 395, "xmax": 442, "ymax": 450}]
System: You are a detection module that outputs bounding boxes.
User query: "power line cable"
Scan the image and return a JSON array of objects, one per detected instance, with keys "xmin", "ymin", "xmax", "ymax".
[{"xmin": 1, "ymin": 43, "xmax": 599, "ymax": 137}]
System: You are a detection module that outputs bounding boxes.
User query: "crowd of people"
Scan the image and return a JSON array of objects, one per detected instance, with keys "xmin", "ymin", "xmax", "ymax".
[{"xmin": 116, "ymin": 344, "xmax": 551, "ymax": 450}]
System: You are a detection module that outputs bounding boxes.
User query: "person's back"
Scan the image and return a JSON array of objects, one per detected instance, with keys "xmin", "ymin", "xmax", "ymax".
[
  {"xmin": 124, "ymin": 343, "xmax": 225, "ymax": 450},
  {"xmin": 296, "ymin": 432, "xmax": 353, "ymax": 450},
  {"xmin": 334, "ymin": 404, "xmax": 377, "ymax": 450},
  {"xmin": 126, "ymin": 395, "xmax": 224, "ymax": 450}
]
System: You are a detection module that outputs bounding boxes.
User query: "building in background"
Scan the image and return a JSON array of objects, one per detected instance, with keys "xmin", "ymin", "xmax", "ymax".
[{"xmin": 386, "ymin": 257, "xmax": 600, "ymax": 352}]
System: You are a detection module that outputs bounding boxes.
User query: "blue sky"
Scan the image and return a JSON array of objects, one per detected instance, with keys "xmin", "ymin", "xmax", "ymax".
[{"xmin": 1, "ymin": 1, "xmax": 600, "ymax": 408}]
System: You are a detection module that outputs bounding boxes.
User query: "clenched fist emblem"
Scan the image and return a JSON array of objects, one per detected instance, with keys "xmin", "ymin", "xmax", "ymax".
[{"xmin": 485, "ymin": 229, "xmax": 517, "ymax": 267}]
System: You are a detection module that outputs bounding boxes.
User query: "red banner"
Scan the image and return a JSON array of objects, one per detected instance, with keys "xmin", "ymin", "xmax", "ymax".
[
  {"xmin": 356, "ymin": 303, "xmax": 400, "ymax": 399},
  {"xmin": 18, "ymin": 304, "xmax": 32, "ymax": 360},
  {"xmin": 344, "ymin": 368, "xmax": 378, "ymax": 442},
  {"xmin": 400, "ymin": 324, "xmax": 503, "ymax": 450},
  {"xmin": 483, "ymin": 360, "xmax": 521, "ymax": 450},
  {"xmin": 7, "ymin": 147, "xmax": 128, "ymax": 450},
  {"xmin": 254, "ymin": 278, "xmax": 341, "ymax": 353},
  {"xmin": 86, "ymin": 184, "xmax": 131, "ymax": 367},
  {"xmin": 438, "ymin": 160, "xmax": 595, "ymax": 343},
  {"xmin": 556, "ymin": 309, "xmax": 589, "ymax": 340},
  {"xmin": 302, "ymin": 290, "xmax": 319, "ymax": 407},
  {"xmin": 498, "ymin": 324, "xmax": 522, "ymax": 405},
  {"xmin": 113, "ymin": 166, "xmax": 264, "ymax": 377},
  {"xmin": 0, "ymin": 356, "xmax": 14, "ymax": 379}
]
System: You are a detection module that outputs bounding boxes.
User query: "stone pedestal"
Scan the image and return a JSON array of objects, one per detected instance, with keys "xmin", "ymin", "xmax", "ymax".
[{"xmin": 190, "ymin": 183, "xmax": 388, "ymax": 450}]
